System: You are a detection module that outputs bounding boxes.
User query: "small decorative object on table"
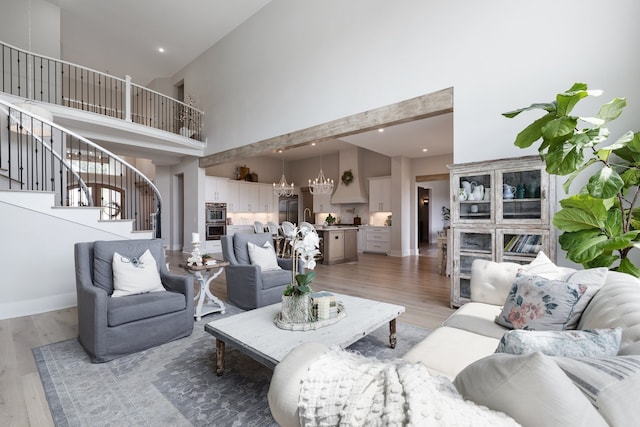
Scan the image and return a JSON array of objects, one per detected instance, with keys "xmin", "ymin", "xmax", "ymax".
[
  {"xmin": 202, "ymin": 253, "xmax": 217, "ymax": 266},
  {"xmin": 279, "ymin": 225, "xmax": 321, "ymax": 325},
  {"xmin": 187, "ymin": 232, "xmax": 203, "ymax": 266}
]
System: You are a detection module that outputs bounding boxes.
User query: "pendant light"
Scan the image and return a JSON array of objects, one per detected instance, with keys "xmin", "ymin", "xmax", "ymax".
[
  {"xmin": 309, "ymin": 151, "xmax": 334, "ymax": 195},
  {"xmin": 273, "ymin": 154, "xmax": 294, "ymax": 197}
]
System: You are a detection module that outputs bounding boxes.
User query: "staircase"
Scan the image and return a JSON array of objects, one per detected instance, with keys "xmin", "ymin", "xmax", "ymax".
[
  {"xmin": 0, "ymin": 87, "xmax": 164, "ymax": 320},
  {"xmin": 0, "ymin": 39, "xmax": 206, "ymax": 320}
]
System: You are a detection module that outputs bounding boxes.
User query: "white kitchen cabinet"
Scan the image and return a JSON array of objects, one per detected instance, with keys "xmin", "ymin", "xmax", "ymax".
[
  {"xmin": 369, "ymin": 177, "xmax": 391, "ymax": 212},
  {"xmin": 260, "ymin": 184, "xmax": 275, "ymax": 213},
  {"xmin": 238, "ymin": 183, "xmax": 261, "ymax": 212},
  {"xmin": 313, "ymin": 193, "xmax": 337, "ymax": 213},
  {"xmin": 227, "ymin": 181, "xmax": 240, "ymax": 212},
  {"xmin": 202, "ymin": 240, "xmax": 222, "ymax": 254},
  {"xmin": 226, "ymin": 225, "xmax": 254, "ymax": 235},
  {"xmin": 364, "ymin": 226, "xmax": 391, "ymax": 254},
  {"xmin": 205, "ymin": 176, "xmax": 228, "ymax": 202}
]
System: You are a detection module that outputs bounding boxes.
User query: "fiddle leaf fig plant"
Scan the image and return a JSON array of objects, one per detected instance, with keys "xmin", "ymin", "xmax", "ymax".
[{"xmin": 504, "ymin": 83, "xmax": 640, "ymax": 277}]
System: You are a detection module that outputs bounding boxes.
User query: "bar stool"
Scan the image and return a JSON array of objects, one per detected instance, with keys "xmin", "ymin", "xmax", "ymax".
[{"xmin": 280, "ymin": 221, "xmax": 295, "ymax": 258}]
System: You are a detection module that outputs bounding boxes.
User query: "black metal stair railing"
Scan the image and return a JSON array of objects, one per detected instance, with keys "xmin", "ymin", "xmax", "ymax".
[
  {"xmin": 0, "ymin": 99, "xmax": 162, "ymax": 237},
  {"xmin": 0, "ymin": 40, "xmax": 203, "ymax": 140}
]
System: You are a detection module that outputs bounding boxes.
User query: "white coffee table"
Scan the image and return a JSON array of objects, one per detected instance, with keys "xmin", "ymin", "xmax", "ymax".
[{"xmin": 204, "ymin": 293, "xmax": 405, "ymax": 376}]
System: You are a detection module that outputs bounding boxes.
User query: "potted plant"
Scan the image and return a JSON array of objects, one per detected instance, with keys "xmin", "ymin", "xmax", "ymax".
[
  {"xmin": 281, "ymin": 225, "xmax": 321, "ymax": 323},
  {"xmin": 325, "ymin": 213, "xmax": 336, "ymax": 225},
  {"xmin": 201, "ymin": 254, "xmax": 216, "ymax": 266},
  {"xmin": 504, "ymin": 82, "xmax": 640, "ymax": 276}
]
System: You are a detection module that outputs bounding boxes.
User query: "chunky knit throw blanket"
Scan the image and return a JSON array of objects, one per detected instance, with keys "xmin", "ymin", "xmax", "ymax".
[{"xmin": 298, "ymin": 348, "xmax": 519, "ymax": 427}]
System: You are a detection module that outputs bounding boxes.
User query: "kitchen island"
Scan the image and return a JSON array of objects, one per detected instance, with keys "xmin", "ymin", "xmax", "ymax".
[{"xmin": 315, "ymin": 226, "xmax": 359, "ymax": 265}]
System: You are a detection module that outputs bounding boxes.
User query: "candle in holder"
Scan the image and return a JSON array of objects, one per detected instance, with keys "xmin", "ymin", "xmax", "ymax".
[{"xmin": 192, "ymin": 232, "xmax": 200, "ymax": 243}]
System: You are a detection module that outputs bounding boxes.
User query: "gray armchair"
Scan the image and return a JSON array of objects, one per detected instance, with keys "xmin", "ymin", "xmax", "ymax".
[
  {"xmin": 74, "ymin": 239, "xmax": 194, "ymax": 363},
  {"xmin": 221, "ymin": 232, "xmax": 302, "ymax": 310}
]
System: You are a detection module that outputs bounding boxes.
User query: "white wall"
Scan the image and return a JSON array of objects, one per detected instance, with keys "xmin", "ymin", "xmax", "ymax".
[
  {"xmin": 156, "ymin": 157, "xmax": 203, "ymax": 252},
  {"xmin": 0, "ymin": 192, "xmax": 151, "ymax": 320},
  {"xmin": 171, "ymin": 0, "xmax": 638, "ymax": 263},
  {"xmin": 175, "ymin": 0, "xmax": 639, "ymax": 166},
  {"xmin": 0, "ymin": 0, "xmax": 61, "ymax": 58}
]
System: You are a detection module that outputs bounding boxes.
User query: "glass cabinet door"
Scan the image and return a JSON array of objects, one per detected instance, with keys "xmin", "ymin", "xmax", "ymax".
[
  {"xmin": 498, "ymin": 229, "xmax": 549, "ymax": 264},
  {"xmin": 452, "ymin": 229, "xmax": 494, "ymax": 306},
  {"xmin": 497, "ymin": 166, "xmax": 547, "ymax": 224},
  {"xmin": 452, "ymin": 172, "xmax": 493, "ymax": 223}
]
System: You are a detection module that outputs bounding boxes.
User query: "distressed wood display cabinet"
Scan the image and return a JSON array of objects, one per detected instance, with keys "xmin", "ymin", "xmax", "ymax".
[{"xmin": 448, "ymin": 156, "xmax": 556, "ymax": 307}]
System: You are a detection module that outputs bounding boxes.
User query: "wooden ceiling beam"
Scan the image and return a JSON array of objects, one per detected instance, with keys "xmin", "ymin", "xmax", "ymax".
[{"xmin": 199, "ymin": 87, "xmax": 453, "ymax": 168}]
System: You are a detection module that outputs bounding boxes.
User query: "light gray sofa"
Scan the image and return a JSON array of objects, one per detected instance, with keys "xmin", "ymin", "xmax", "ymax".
[
  {"xmin": 268, "ymin": 255, "xmax": 640, "ymax": 426},
  {"xmin": 75, "ymin": 239, "xmax": 194, "ymax": 363},
  {"xmin": 221, "ymin": 232, "xmax": 302, "ymax": 310}
]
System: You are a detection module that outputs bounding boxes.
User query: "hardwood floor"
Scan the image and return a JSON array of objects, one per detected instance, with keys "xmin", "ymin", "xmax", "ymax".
[{"xmin": 0, "ymin": 249, "xmax": 453, "ymax": 426}]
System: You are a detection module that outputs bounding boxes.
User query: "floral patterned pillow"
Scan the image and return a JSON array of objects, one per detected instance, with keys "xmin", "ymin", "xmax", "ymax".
[
  {"xmin": 495, "ymin": 272, "xmax": 587, "ymax": 330},
  {"xmin": 496, "ymin": 328, "xmax": 622, "ymax": 358}
]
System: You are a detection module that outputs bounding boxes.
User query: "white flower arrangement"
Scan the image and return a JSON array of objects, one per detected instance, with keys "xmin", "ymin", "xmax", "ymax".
[{"xmin": 284, "ymin": 224, "xmax": 321, "ymax": 296}]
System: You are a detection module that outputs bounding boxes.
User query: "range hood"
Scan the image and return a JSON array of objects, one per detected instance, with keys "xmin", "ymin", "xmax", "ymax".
[{"xmin": 330, "ymin": 147, "xmax": 369, "ymax": 204}]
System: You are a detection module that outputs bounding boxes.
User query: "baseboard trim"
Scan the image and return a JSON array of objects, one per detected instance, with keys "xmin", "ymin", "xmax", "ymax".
[{"xmin": 0, "ymin": 292, "xmax": 77, "ymax": 320}]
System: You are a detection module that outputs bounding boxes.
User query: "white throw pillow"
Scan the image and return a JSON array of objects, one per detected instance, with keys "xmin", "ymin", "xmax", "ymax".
[
  {"xmin": 453, "ymin": 352, "xmax": 608, "ymax": 426},
  {"xmin": 521, "ymin": 251, "xmax": 564, "ymax": 279},
  {"xmin": 562, "ymin": 267, "xmax": 608, "ymax": 329},
  {"xmin": 247, "ymin": 241, "xmax": 281, "ymax": 271},
  {"xmin": 553, "ymin": 355, "xmax": 640, "ymax": 426},
  {"xmin": 111, "ymin": 249, "xmax": 165, "ymax": 297}
]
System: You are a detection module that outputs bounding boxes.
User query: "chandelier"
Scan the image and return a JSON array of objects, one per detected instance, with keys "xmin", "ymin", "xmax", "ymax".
[
  {"xmin": 309, "ymin": 152, "xmax": 334, "ymax": 195},
  {"xmin": 273, "ymin": 155, "xmax": 294, "ymax": 197}
]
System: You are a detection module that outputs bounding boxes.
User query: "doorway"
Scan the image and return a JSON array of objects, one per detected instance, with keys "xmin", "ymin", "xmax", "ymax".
[
  {"xmin": 418, "ymin": 187, "xmax": 430, "ymax": 248},
  {"xmin": 172, "ymin": 173, "xmax": 184, "ymax": 251}
]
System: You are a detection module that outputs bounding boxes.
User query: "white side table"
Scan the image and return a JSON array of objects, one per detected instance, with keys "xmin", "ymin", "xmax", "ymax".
[{"xmin": 179, "ymin": 261, "xmax": 229, "ymax": 321}]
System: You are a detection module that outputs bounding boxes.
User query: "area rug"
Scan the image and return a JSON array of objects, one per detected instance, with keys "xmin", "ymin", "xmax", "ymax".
[{"xmin": 34, "ymin": 306, "xmax": 430, "ymax": 427}]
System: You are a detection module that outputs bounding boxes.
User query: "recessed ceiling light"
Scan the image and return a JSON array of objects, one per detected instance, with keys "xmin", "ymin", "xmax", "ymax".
[
  {"xmin": 378, "ymin": 128, "xmax": 384, "ymax": 133},
  {"xmin": 311, "ymin": 142, "xmax": 316, "ymax": 146},
  {"xmin": 158, "ymin": 47, "xmax": 165, "ymax": 53},
  {"xmin": 422, "ymin": 148, "xmax": 428, "ymax": 152}
]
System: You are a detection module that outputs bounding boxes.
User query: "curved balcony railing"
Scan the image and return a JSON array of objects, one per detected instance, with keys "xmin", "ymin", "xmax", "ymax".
[
  {"xmin": 0, "ymin": 98, "xmax": 162, "ymax": 237},
  {"xmin": 0, "ymin": 40, "xmax": 203, "ymax": 141}
]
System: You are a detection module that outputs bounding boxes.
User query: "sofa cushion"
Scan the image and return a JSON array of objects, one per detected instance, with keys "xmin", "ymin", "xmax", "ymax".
[
  {"xmin": 232, "ymin": 232, "xmax": 273, "ymax": 265},
  {"xmin": 453, "ymin": 352, "xmax": 608, "ymax": 427},
  {"xmin": 495, "ymin": 272, "xmax": 586, "ymax": 330},
  {"xmin": 496, "ymin": 328, "xmax": 622, "ymax": 358},
  {"xmin": 442, "ymin": 302, "xmax": 506, "ymax": 339},
  {"xmin": 578, "ymin": 271, "xmax": 640, "ymax": 355},
  {"xmin": 470, "ymin": 259, "xmax": 522, "ymax": 305},
  {"xmin": 248, "ymin": 241, "xmax": 282, "ymax": 271},
  {"xmin": 562, "ymin": 268, "xmax": 608, "ymax": 329},
  {"xmin": 93, "ymin": 239, "xmax": 165, "ymax": 294},
  {"xmin": 107, "ymin": 290, "xmax": 186, "ymax": 327},
  {"xmin": 403, "ymin": 326, "xmax": 500, "ymax": 379},
  {"xmin": 553, "ymin": 355, "xmax": 640, "ymax": 427},
  {"xmin": 111, "ymin": 249, "xmax": 165, "ymax": 297}
]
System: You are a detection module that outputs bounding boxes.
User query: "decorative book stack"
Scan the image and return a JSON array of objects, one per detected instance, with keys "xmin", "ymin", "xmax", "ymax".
[{"xmin": 311, "ymin": 291, "xmax": 337, "ymax": 320}]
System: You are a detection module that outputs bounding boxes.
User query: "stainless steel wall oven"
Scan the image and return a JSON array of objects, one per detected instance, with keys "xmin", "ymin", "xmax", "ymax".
[{"xmin": 205, "ymin": 203, "xmax": 227, "ymax": 240}]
